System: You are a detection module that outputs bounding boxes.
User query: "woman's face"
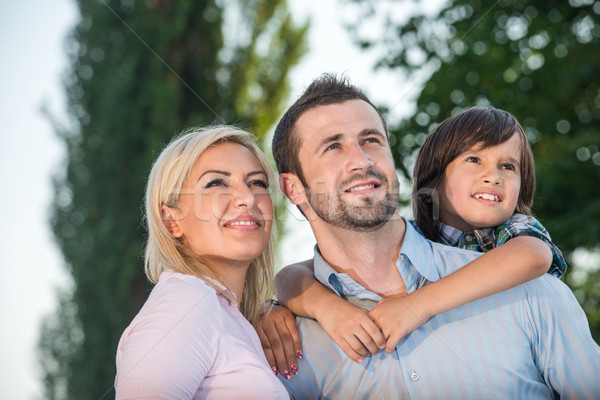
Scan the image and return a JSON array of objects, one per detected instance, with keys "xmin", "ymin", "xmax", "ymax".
[{"xmin": 169, "ymin": 142, "xmax": 273, "ymax": 270}]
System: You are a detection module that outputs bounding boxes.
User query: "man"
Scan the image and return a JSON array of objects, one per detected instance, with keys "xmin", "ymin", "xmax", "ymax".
[{"xmin": 269, "ymin": 74, "xmax": 600, "ymax": 399}]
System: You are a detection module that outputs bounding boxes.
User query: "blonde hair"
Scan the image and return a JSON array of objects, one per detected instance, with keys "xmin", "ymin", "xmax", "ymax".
[{"xmin": 144, "ymin": 125, "xmax": 277, "ymax": 325}]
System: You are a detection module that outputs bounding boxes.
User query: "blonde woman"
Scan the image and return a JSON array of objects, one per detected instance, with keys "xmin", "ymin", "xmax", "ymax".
[{"xmin": 115, "ymin": 126, "xmax": 288, "ymax": 399}]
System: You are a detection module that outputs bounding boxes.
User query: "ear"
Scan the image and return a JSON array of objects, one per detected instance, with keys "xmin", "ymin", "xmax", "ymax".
[
  {"xmin": 161, "ymin": 205, "xmax": 184, "ymax": 238},
  {"xmin": 279, "ymin": 173, "xmax": 307, "ymax": 205}
]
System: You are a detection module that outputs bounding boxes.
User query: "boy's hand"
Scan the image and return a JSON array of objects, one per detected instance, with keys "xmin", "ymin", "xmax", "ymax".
[
  {"xmin": 314, "ymin": 297, "xmax": 386, "ymax": 363},
  {"xmin": 257, "ymin": 304, "xmax": 302, "ymax": 379},
  {"xmin": 369, "ymin": 292, "xmax": 431, "ymax": 353}
]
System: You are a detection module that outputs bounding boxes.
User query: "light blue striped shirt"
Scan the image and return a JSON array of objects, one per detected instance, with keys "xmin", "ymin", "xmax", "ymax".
[{"xmin": 280, "ymin": 219, "xmax": 600, "ymax": 399}]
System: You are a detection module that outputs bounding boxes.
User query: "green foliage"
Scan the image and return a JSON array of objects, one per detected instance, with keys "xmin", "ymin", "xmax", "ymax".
[
  {"xmin": 41, "ymin": 0, "xmax": 307, "ymax": 398},
  {"xmin": 344, "ymin": 0, "xmax": 600, "ymax": 340}
]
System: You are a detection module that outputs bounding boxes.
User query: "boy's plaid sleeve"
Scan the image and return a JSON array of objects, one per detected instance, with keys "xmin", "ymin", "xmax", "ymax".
[{"xmin": 495, "ymin": 214, "xmax": 567, "ymax": 277}]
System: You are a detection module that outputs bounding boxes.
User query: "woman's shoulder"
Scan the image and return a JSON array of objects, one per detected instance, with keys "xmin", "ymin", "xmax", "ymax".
[
  {"xmin": 156, "ymin": 270, "xmax": 215, "ymax": 293},
  {"xmin": 145, "ymin": 271, "xmax": 224, "ymax": 320}
]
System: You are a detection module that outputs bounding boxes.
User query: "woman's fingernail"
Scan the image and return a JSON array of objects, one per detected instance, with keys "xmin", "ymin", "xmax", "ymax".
[
  {"xmin": 272, "ymin": 367, "xmax": 278, "ymax": 376},
  {"xmin": 283, "ymin": 370, "xmax": 291, "ymax": 380},
  {"xmin": 290, "ymin": 364, "xmax": 298, "ymax": 375},
  {"xmin": 296, "ymin": 350, "xmax": 303, "ymax": 359}
]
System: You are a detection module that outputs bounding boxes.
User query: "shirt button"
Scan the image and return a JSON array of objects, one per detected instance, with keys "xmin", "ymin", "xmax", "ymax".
[
  {"xmin": 410, "ymin": 371, "xmax": 419, "ymax": 381},
  {"xmin": 465, "ymin": 235, "xmax": 473, "ymax": 241}
]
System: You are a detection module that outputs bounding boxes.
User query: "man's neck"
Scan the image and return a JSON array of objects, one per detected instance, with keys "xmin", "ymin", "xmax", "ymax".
[{"xmin": 311, "ymin": 212, "xmax": 407, "ymax": 297}]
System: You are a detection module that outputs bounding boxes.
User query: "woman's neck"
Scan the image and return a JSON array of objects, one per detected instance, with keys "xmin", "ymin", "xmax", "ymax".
[{"xmin": 204, "ymin": 258, "xmax": 250, "ymax": 306}]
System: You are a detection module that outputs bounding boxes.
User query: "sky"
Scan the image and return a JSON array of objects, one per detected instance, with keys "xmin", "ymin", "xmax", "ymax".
[{"xmin": 0, "ymin": 1, "xmax": 410, "ymax": 398}]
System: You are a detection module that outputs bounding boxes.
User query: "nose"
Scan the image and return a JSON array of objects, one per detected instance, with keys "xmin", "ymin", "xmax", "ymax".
[
  {"xmin": 233, "ymin": 183, "xmax": 256, "ymax": 209},
  {"xmin": 481, "ymin": 166, "xmax": 502, "ymax": 185},
  {"xmin": 347, "ymin": 144, "xmax": 374, "ymax": 172}
]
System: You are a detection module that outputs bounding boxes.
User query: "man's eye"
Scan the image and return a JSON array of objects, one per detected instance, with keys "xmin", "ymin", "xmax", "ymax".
[
  {"xmin": 249, "ymin": 179, "xmax": 269, "ymax": 189},
  {"xmin": 204, "ymin": 178, "xmax": 226, "ymax": 188},
  {"xmin": 325, "ymin": 143, "xmax": 341, "ymax": 151},
  {"xmin": 364, "ymin": 137, "xmax": 380, "ymax": 144}
]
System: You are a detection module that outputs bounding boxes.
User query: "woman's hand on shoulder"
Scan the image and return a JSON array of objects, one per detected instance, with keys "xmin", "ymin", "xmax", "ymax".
[{"xmin": 257, "ymin": 302, "xmax": 302, "ymax": 379}]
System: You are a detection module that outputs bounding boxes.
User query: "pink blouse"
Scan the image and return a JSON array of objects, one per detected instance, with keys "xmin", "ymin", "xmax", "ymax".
[{"xmin": 115, "ymin": 270, "xmax": 289, "ymax": 399}]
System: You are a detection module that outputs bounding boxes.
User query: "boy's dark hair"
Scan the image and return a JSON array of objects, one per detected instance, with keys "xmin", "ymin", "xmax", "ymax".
[
  {"xmin": 413, "ymin": 106, "xmax": 535, "ymax": 241},
  {"xmin": 272, "ymin": 73, "xmax": 387, "ymax": 186}
]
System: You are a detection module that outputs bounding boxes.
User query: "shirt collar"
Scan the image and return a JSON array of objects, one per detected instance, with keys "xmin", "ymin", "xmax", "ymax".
[
  {"xmin": 398, "ymin": 218, "xmax": 445, "ymax": 284},
  {"xmin": 313, "ymin": 246, "xmax": 382, "ymax": 301},
  {"xmin": 437, "ymin": 222, "xmax": 463, "ymax": 246},
  {"xmin": 437, "ymin": 222, "xmax": 494, "ymax": 249},
  {"xmin": 312, "ymin": 217, "xmax": 443, "ymax": 299}
]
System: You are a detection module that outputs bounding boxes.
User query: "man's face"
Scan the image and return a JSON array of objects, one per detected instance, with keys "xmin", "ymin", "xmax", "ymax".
[{"xmin": 294, "ymin": 99, "xmax": 399, "ymax": 231}]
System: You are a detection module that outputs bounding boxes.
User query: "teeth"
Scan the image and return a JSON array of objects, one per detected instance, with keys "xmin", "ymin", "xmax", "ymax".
[
  {"xmin": 348, "ymin": 184, "xmax": 375, "ymax": 192},
  {"xmin": 474, "ymin": 193, "xmax": 499, "ymax": 201},
  {"xmin": 230, "ymin": 221, "xmax": 257, "ymax": 226}
]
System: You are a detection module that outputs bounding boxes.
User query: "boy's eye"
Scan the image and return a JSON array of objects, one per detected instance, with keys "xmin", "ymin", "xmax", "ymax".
[
  {"xmin": 466, "ymin": 156, "xmax": 480, "ymax": 163},
  {"xmin": 501, "ymin": 163, "xmax": 515, "ymax": 171},
  {"xmin": 249, "ymin": 179, "xmax": 269, "ymax": 189},
  {"xmin": 204, "ymin": 178, "xmax": 226, "ymax": 189}
]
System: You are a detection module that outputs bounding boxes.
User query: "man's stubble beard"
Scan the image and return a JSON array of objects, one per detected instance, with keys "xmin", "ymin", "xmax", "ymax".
[{"xmin": 305, "ymin": 170, "xmax": 400, "ymax": 232}]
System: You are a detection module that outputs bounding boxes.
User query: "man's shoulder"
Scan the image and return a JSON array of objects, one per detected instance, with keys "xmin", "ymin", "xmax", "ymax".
[{"xmin": 518, "ymin": 273, "xmax": 572, "ymax": 300}]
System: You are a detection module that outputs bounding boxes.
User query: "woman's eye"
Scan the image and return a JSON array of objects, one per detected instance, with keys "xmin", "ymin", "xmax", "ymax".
[
  {"xmin": 204, "ymin": 178, "xmax": 226, "ymax": 189},
  {"xmin": 249, "ymin": 179, "xmax": 269, "ymax": 189}
]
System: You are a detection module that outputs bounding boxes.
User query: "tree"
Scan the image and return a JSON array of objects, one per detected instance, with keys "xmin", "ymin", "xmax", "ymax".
[
  {"xmin": 39, "ymin": 0, "xmax": 307, "ymax": 398},
  {"xmin": 343, "ymin": 0, "xmax": 600, "ymax": 339}
]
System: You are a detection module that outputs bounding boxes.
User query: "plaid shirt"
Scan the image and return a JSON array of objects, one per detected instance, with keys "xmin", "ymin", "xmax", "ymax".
[{"xmin": 436, "ymin": 213, "xmax": 567, "ymax": 277}]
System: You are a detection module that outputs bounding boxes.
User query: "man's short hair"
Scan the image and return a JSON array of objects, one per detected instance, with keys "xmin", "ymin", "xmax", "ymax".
[{"xmin": 272, "ymin": 73, "xmax": 388, "ymax": 186}]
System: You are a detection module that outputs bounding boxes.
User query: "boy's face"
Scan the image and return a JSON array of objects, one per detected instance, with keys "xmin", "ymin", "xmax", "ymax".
[
  {"xmin": 289, "ymin": 99, "xmax": 399, "ymax": 230},
  {"xmin": 438, "ymin": 133, "xmax": 522, "ymax": 231}
]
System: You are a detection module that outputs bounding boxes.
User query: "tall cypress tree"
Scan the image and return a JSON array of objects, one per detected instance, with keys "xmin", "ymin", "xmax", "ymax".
[{"xmin": 39, "ymin": 1, "xmax": 307, "ymax": 398}]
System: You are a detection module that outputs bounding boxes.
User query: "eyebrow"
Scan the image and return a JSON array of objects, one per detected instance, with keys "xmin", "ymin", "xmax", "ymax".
[
  {"xmin": 314, "ymin": 133, "xmax": 343, "ymax": 154},
  {"xmin": 197, "ymin": 169, "xmax": 266, "ymax": 182},
  {"xmin": 315, "ymin": 129, "xmax": 386, "ymax": 154},
  {"xmin": 468, "ymin": 148, "xmax": 521, "ymax": 167},
  {"xmin": 359, "ymin": 128, "xmax": 386, "ymax": 140},
  {"xmin": 505, "ymin": 156, "xmax": 521, "ymax": 167}
]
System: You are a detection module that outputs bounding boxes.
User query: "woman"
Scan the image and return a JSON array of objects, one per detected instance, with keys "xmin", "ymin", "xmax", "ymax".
[{"xmin": 115, "ymin": 126, "xmax": 289, "ymax": 399}]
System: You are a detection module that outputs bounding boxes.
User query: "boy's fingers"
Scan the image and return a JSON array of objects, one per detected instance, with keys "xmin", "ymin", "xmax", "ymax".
[
  {"xmin": 362, "ymin": 319, "xmax": 386, "ymax": 351},
  {"xmin": 337, "ymin": 338, "xmax": 366, "ymax": 364},
  {"xmin": 385, "ymin": 332, "xmax": 401, "ymax": 354},
  {"xmin": 354, "ymin": 328, "xmax": 381, "ymax": 355},
  {"xmin": 345, "ymin": 334, "xmax": 371, "ymax": 358}
]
